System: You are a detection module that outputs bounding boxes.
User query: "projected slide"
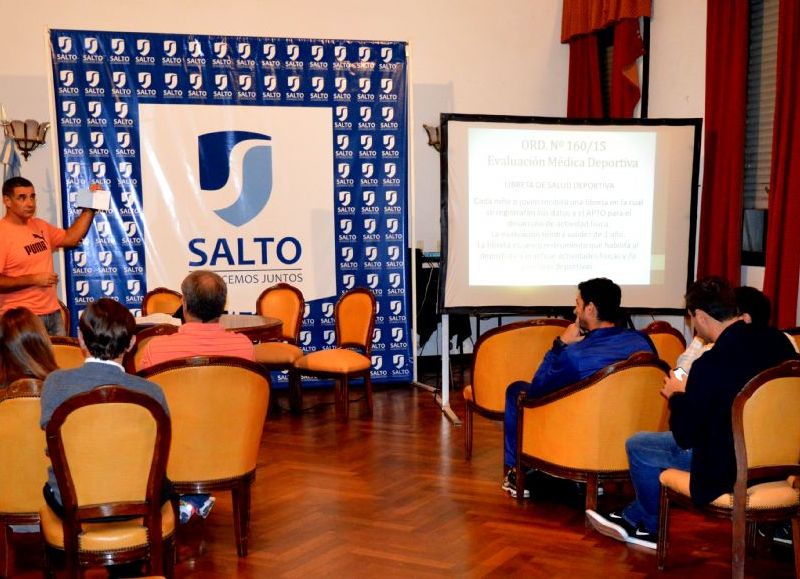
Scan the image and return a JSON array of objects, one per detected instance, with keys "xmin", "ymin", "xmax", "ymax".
[
  {"xmin": 441, "ymin": 116, "xmax": 701, "ymax": 311},
  {"xmin": 468, "ymin": 129, "xmax": 656, "ymax": 286}
]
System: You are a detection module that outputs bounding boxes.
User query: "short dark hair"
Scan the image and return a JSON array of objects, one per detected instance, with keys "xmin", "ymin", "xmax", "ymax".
[
  {"xmin": 735, "ymin": 286, "xmax": 771, "ymax": 327},
  {"xmin": 2, "ymin": 176, "xmax": 33, "ymax": 197},
  {"xmin": 685, "ymin": 276, "xmax": 738, "ymax": 322},
  {"xmin": 578, "ymin": 277, "xmax": 622, "ymax": 323},
  {"xmin": 181, "ymin": 270, "xmax": 226, "ymax": 322},
  {"xmin": 78, "ymin": 298, "xmax": 136, "ymax": 360}
]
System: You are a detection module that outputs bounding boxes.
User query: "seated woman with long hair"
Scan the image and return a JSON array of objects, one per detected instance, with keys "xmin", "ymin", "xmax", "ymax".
[{"xmin": 0, "ymin": 307, "xmax": 59, "ymax": 388}]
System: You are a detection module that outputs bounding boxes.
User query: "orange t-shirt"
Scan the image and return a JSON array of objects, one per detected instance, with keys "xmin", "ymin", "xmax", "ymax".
[{"xmin": 0, "ymin": 217, "xmax": 67, "ymax": 315}]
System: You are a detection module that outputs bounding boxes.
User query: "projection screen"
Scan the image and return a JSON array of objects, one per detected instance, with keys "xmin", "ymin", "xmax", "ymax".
[{"xmin": 440, "ymin": 114, "xmax": 702, "ymax": 313}]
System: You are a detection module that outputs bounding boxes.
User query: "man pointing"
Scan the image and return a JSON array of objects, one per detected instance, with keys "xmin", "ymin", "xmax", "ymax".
[{"xmin": 0, "ymin": 177, "xmax": 97, "ymax": 335}]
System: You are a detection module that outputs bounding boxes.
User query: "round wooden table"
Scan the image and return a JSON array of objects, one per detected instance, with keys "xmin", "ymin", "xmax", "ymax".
[
  {"xmin": 220, "ymin": 314, "xmax": 282, "ymax": 343},
  {"xmin": 135, "ymin": 314, "xmax": 282, "ymax": 343}
]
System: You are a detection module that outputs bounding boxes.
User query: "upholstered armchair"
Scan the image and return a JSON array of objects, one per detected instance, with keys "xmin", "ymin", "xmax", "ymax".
[
  {"xmin": 293, "ymin": 288, "xmax": 376, "ymax": 421},
  {"xmin": 139, "ymin": 356, "xmax": 271, "ymax": 557},
  {"xmin": 0, "ymin": 379, "xmax": 49, "ymax": 578},
  {"xmin": 142, "ymin": 287, "xmax": 183, "ymax": 316},
  {"xmin": 657, "ymin": 359, "xmax": 800, "ymax": 577},
  {"xmin": 50, "ymin": 336, "xmax": 87, "ymax": 370},
  {"xmin": 463, "ymin": 318, "xmax": 570, "ymax": 460},
  {"xmin": 516, "ymin": 352, "xmax": 670, "ymax": 511},
  {"xmin": 40, "ymin": 386, "xmax": 174, "ymax": 577},
  {"xmin": 253, "ymin": 283, "xmax": 305, "ymax": 412},
  {"xmin": 643, "ymin": 321, "xmax": 687, "ymax": 369}
]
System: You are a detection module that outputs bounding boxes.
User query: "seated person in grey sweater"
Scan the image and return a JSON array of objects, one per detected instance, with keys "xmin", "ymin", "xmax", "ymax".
[{"xmin": 40, "ymin": 298, "xmax": 170, "ymax": 514}]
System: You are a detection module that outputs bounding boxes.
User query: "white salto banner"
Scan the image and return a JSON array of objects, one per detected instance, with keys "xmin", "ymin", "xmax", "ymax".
[{"xmin": 50, "ymin": 30, "xmax": 412, "ymax": 386}]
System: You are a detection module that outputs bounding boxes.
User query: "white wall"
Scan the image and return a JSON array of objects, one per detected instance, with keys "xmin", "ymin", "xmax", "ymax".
[{"xmin": 0, "ymin": 0, "xmax": 570, "ymax": 251}]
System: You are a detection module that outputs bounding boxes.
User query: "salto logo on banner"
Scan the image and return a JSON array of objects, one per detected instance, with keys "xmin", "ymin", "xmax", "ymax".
[{"xmin": 198, "ymin": 131, "xmax": 273, "ymax": 227}]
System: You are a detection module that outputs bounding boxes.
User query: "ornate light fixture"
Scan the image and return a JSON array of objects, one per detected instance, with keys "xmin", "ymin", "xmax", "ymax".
[
  {"xmin": 423, "ymin": 124, "xmax": 441, "ymax": 152},
  {"xmin": 2, "ymin": 119, "xmax": 50, "ymax": 160}
]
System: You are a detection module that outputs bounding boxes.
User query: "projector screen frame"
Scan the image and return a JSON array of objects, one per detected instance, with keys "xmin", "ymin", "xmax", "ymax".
[{"xmin": 438, "ymin": 113, "xmax": 703, "ymax": 316}]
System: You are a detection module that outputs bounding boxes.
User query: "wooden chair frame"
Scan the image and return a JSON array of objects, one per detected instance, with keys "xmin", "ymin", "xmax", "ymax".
[
  {"xmin": 142, "ymin": 287, "xmax": 183, "ymax": 316},
  {"xmin": 58, "ymin": 299, "xmax": 71, "ymax": 336},
  {"xmin": 255, "ymin": 283, "xmax": 305, "ymax": 412},
  {"xmin": 464, "ymin": 318, "xmax": 570, "ymax": 460},
  {"xmin": 0, "ymin": 379, "xmax": 45, "ymax": 578},
  {"xmin": 657, "ymin": 360, "xmax": 800, "ymax": 577},
  {"xmin": 139, "ymin": 355, "xmax": 271, "ymax": 557},
  {"xmin": 293, "ymin": 288, "xmax": 376, "ymax": 421},
  {"xmin": 42, "ymin": 386, "xmax": 173, "ymax": 577},
  {"xmin": 516, "ymin": 352, "xmax": 670, "ymax": 512}
]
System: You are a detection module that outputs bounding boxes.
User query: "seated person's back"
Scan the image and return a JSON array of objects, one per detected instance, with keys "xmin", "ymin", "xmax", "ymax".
[
  {"xmin": 138, "ymin": 270, "xmax": 254, "ymax": 370},
  {"xmin": 40, "ymin": 298, "xmax": 169, "ymax": 510}
]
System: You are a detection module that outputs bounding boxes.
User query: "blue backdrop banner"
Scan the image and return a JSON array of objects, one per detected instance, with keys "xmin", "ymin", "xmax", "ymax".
[{"xmin": 49, "ymin": 30, "xmax": 412, "ymax": 385}]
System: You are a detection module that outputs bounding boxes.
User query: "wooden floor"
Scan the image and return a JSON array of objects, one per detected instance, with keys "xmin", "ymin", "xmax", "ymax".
[{"xmin": 8, "ymin": 381, "xmax": 797, "ymax": 578}]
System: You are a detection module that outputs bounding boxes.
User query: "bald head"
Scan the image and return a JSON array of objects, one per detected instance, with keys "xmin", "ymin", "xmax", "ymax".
[{"xmin": 181, "ymin": 270, "xmax": 227, "ymax": 322}]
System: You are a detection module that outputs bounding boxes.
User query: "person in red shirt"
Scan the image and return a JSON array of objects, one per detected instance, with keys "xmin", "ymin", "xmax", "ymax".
[
  {"xmin": 137, "ymin": 269, "xmax": 255, "ymax": 524},
  {"xmin": 137, "ymin": 270, "xmax": 255, "ymax": 370},
  {"xmin": 0, "ymin": 177, "xmax": 97, "ymax": 335}
]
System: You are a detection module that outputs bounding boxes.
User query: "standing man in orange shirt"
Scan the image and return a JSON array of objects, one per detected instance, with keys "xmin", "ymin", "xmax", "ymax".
[{"xmin": 0, "ymin": 177, "xmax": 97, "ymax": 335}]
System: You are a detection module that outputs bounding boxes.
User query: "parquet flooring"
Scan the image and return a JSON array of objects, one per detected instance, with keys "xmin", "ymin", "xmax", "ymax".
[{"xmin": 8, "ymin": 381, "xmax": 797, "ymax": 577}]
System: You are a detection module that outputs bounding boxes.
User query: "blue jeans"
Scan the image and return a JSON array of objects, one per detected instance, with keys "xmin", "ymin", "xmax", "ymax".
[
  {"xmin": 503, "ymin": 380, "xmax": 530, "ymax": 467},
  {"xmin": 622, "ymin": 431, "xmax": 692, "ymax": 534},
  {"xmin": 40, "ymin": 310, "xmax": 65, "ymax": 337}
]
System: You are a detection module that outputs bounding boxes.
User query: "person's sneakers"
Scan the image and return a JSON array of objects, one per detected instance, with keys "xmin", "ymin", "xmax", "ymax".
[
  {"xmin": 501, "ymin": 469, "xmax": 531, "ymax": 499},
  {"xmin": 586, "ymin": 510, "xmax": 632, "ymax": 542},
  {"xmin": 626, "ymin": 524, "xmax": 658, "ymax": 550},
  {"xmin": 179, "ymin": 499, "xmax": 196, "ymax": 524},
  {"xmin": 585, "ymin": 510, "xmax": 657, "ymax": 550},
  {"xmin": 198, "ymin": 495, "xmax": 216, "ymax": 519}
]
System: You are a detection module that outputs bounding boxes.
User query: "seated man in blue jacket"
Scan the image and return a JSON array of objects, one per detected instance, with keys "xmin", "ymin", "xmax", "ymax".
[{"xmin": 502, "ymin": 277, "xmax": 655, "ymax": 498}]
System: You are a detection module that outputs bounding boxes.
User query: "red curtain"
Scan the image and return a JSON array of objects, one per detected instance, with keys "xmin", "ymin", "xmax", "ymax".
[
  {"xmin": 567, "ymin": 34, "xmax": 604, "ymax": 118},
  {"xmin": 562, "ymin": 0, "xmax": 651, "ymax": 42},
  {"xmin": 764, "ymin": 0, "xmax": 800, "ymax": 327},
  {"xmin": 610, "ymin": 18, "xmax": 644, "ymax": 118},
  {"xmin": 695, "ymin": 0, "xmax": 749, "ymax": 285},
  {"xmin": 562, "ymin": 0, "xmax": 650, "ymax": 119}
]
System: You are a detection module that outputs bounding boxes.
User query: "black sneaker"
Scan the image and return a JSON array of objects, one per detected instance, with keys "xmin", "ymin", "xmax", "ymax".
[
  {"xmin": 774, "ymin": 522, "xmax": 792, "ymax": 545},
  {"xmin": 501, "ymin": 469, "xmax": 530, "ymax": 499},
  {"xmin": 626, "ymin": 524, "xmax": 658, "ymax": 550},
  {"xmin": 586, "ymin": 510, "xmax": 632, "ymax": 542}
]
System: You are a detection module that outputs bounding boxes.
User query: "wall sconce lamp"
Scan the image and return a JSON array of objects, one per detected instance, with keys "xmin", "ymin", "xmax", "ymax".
[
  {"xmin": 0, "ymin": 105, "xmax": 50, "ymax": 161},
  {"xmin": 423, "ymin": 124, "xmax": 441, "ymax": 152}
]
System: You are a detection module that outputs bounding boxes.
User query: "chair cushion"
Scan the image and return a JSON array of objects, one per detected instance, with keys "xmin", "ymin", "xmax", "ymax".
[
  {"xmin": 463, "ymin": 385, "xmax": 473, "ymax": 402},
  {"xmin": 660, "ymin": 468, "xmax": 800, "ymax": 510},
  {"xmin": 254, "ymin": 342, "xmax": 303, "ymax": 365},
  {"xmin": 40, "ymin": 501, "xmax": 175, "ymax": 552},
  {"xmin": 294, "ymin": 349, "xmax": 370, "ymax": 373}
]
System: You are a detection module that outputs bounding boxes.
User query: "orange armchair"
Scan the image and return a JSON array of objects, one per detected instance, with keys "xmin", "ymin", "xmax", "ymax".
[
  {"xmin": 49, "ymin": 336, "xmax": 87, "ymax": 370},
  {"xmin": 463, "ymin": 318, "xmax": 570, "ymax": 460},
  {"xmin": 293, "ymin": 288, "xmax": 376, "ymax": 421},
  {"xmin": 657, "ymin": 360, "xmax": 800, "ymax": 577},
  {"xmin": 0, "ymin": 379, "xmax": 49, "ymax": 578},
  {"xmin": 142, "ymin": 287, "xmax": 182, "ymax": 316},
  {"xmin": 643, "ymin": 321, "xmax": 687, "ymax": 369},
  {"xmin": 516, "ymin": 352, "xmax": 670, "ymax": 511},
  {"xmin": 253, "ymin": 283, "xmax": 305, "ymax": 412},
  {"xmin": 40, "ymin": 386, "xmax": 174, "ymax": 577},
  {"xmin": 139, "ymin": 356, "xmax": 271, "ymax": 557}
]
